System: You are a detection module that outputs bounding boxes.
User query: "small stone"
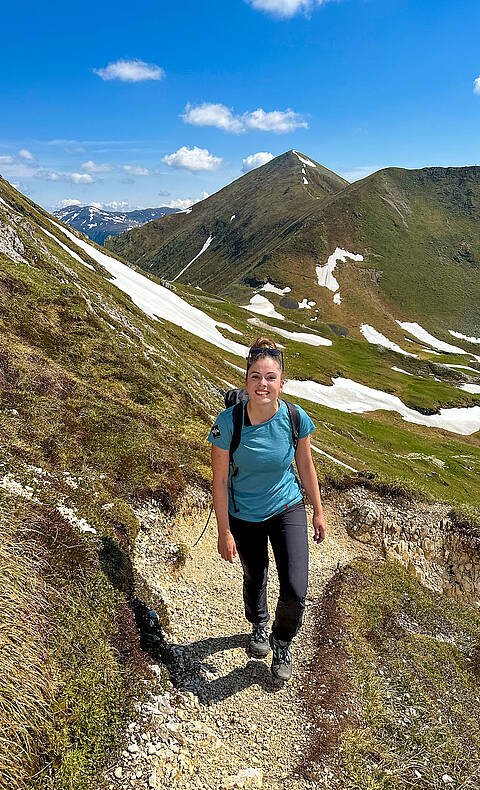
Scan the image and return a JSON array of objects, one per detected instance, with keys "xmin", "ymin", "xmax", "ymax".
[
  {"xmin": 442, "ymin": 775, "xmax": 454, "ymax": 784},
  {"xmin": 221, "ymin": 767, "xmax": 263, "ymax": 789},
  {"xmin": 128, "ymin": 743, "xmax": 139, "ymax": 754},
  {"xmin": 114, "ymin": 767, "xmax": 123, "ymax": 779}
]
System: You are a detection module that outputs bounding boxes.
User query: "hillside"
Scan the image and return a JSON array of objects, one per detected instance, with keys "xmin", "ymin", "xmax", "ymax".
[
  {"xmin": 54, "ymin": 203, "xmax": 180, "ymax": 244},
  {"xmin": 106, "ymin": 154, "xmax": 480, "ymax": 342},
  {"xmin": 253, "ymin": 164, "xmax": 480, "ymax": 338},
  {"xmin": 1, "ymin": 174, "xmax": 480, "ymax": 790},
  {"xmin": 105, "ymin": 150, "xmax": 348, "ymax": 291}
]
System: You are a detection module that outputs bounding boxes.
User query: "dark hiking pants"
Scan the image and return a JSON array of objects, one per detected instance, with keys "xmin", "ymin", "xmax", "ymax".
[{"xmin": 228, "ymin": 500, "xmax": 309, "ymax": 643}]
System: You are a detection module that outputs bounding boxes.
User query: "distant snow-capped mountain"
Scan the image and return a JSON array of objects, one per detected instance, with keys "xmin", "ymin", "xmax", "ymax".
[{"xmin": 53, "ymin": 204, "xmax": 180, "ymax": 244}]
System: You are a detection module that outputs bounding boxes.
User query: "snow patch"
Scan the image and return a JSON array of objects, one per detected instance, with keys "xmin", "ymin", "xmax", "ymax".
[
  {"xmin": 224, "ymin": 360, "xmax": 245, "ymax": 374},
  {"xmin": 247, "ymin": 317, "xmax": 331, "ymax": 347},
  {"xmin": 397, "ymin": 321, "xmax": 480, "ymax": 361},
  {"xmin": 293, "ymin": 151, "xmax": 317, "ymax": 168},
  {"xmin": 259, "ymin": 282, "xmax": 291, "ymax": 296},
  {"xmin": 316, "ymin": 247, "xmax": 364, "ymax": 305},
  {"xmin": 392, "ymin": 366, "xmax": 415, "ymax": 376},
  {"xmin": 241, "ymin": 294, "xmax": 284, "ymax": 320},
  {"xmin": 311, "ymin": 444, "xmax": 358, "ymax": 472},
  {"xmin": 172, "ymin": 235, "xmax": 213, "ymax": 282},
  {"xmin": 282, "ymin": 377, "xmax": 480, "ymax": 435},
  {"xmin": 360, "ymin": 324, "xmax": 418, "ymax": 357},
  {"xmin": 449, "ymin": 330, "xmax": 480, "ymax": 344},
  {"xmin": 41, "ymin": 225, "xmax": 95, "ymax": 270},
  {"xmin": 303, "ymin": 177, "xmax": 309, "ymax": 185},
  {"xmin": 45, "ymin": 220, "xmax": 247, "ymax": 356},
  {"xmin": 230, "ymin": 214, "xmax": 236, "ymax": 221},
  {"xmin": 458, "ymin": 383, "xmax": 480, "ymax": 394}
]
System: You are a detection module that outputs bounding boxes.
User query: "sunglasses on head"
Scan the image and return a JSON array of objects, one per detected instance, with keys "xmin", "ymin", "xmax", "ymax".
[{"xmin": 247, "ymin": 347, "xmax": 284, "ymax": 366}]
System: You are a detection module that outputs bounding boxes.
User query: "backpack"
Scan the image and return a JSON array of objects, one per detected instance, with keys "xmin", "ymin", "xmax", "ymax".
[{"xmin": 223, "ymin": 388, "xmax": 301, "ymax": 514}]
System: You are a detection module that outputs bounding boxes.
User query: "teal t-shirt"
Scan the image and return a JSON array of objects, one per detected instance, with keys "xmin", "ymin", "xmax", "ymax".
[{"xmin": 207, "ymin": 399, "xmax": 315, "ymax": 522}]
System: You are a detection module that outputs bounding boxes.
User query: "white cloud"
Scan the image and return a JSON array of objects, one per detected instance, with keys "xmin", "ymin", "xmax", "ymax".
[
  {"xmin": 122, "ymin": 164, "xmax": 150, "ymax": 176},
  {"xmin": 90, "ymin": 202, "xmax": 104, "ymax": 209},
  {"xmin": 93, "ymin": 58, "xmax": 165, "ymax": 82},
  {"xmin": 34, "ymin": 169, "xmax": 94, "ymax": 184},
  {"xmin": 18, "ymin": 148, "xmax": 35, "ymax": 161},
  {"xmin": 71, "ymin": 172, "xmax": 94, "ymax": 184},
  {"xmin": 246, "ymin": 0, "xmax": 331, "ymax": 17},
  {"xmin": 0, "ymin": 162, "xmax": 36, "ymax": 178},
  {"xmin": 242, "ymin": 151, "xmax": 275, "ymax": 172},
  {"xmin": 182, "ymin": 102, "xmax": 307, "ymax": 133},
  {"xmin": 166, "ymin": 198, "xmax": 196, "ymax": 210},
  {"xmin": 105, "ymin": 200, "xmax": 129, "ymax": 210},
  {"xmin": 245, "ymin": 108, "xmax": 307, "ymax": 132},
  {"xmin": 57, "ymin": 199, "xmax": 81, "ymax": 208},
  {"xmin": 182, "ymin": 103, "xmax": 244, "ymax": 133},
  {"xmin": 165, "ymin": 192, "xmax": 210, "ymax": 210},
  {"xmin": 474, "ymin": 76, "xmax": 480, "ymax": 95},
  {"xmin": 81, "ymin": 160, "xmax": 112, "ymax": 173},
  {"xmin": 162, "ymin": 146, "xmax": 223, "ymax": 172}
]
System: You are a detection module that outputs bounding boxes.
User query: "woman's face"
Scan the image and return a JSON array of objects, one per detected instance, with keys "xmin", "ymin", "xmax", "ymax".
[{"xmin": 245, "ymin": 356, "xmax": 284, "ymax": 407}]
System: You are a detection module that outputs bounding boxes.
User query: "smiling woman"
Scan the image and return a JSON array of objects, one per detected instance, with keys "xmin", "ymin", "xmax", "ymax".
[{"xmin": 208, "ymin": 336, "xmax": 326, "ymax": 682}]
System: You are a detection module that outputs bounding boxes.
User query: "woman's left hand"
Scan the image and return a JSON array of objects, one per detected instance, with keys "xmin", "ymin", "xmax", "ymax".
[{"xmin": 312, "ymin": 513, "xmax": 327, "ymax": 544}]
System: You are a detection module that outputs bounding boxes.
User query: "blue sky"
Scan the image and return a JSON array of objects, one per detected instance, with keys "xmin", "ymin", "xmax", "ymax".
[{"xmin": 2, "ymin": 0, "xmax": 480, "ymax": 212}]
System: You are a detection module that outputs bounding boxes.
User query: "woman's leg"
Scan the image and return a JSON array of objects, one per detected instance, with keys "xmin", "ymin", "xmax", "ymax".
[
  {"xmin": 229, "ymin": 514, "xmax": 270, "ymax": 625},
  {"xmin": 267, "ymin": 501, "xmax": 309, "ymax": 642}
]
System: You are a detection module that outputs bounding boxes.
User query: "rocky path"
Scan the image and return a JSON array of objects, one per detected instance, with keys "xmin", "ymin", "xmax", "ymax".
[{"xmin": 106, "ymin": 490, "xmax": 380, "ymax": 790}]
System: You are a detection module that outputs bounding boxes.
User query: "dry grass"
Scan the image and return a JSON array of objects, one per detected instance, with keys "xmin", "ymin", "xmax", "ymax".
[{"xmin": 0, "ymin": 493, "xmax": 53, "ymax": 790}]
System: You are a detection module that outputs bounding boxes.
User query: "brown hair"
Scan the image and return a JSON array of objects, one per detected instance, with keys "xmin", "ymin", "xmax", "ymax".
[{"xmin": 246, "ymin": 336, "xmax": 283, "ymax": 375}]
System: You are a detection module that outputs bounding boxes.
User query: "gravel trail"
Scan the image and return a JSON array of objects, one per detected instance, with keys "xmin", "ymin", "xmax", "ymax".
[{"xmin": 108, "ymin": 489, "xmax": 379, "ymax": 790}]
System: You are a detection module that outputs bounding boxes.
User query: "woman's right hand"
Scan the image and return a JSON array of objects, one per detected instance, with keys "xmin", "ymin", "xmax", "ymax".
[{"xmin": 218, "ymin": 531, "xmax": 237, "ymax": 563}]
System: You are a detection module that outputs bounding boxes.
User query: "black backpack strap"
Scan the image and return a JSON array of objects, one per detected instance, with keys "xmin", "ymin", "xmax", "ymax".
[
  {"xmin": 283, "ymin": 400, "xmax": 300, "ymax": 451},
  {"xmin": 228, "ymin": 402, "xmax": 243, "ymax": 513},
  {"xmin": 230, "ymin": 402, "xmax": 243, "ymax": 461}
]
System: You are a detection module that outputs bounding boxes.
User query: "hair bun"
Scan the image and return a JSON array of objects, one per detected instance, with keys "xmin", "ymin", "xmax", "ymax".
[{"xmin": 249, "ymin": 335, "xmax": 277, "ymax": 351}]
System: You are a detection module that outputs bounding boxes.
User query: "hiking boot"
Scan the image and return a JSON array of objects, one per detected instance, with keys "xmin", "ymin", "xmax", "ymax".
[
  {"xmin": 248, "ymin": 622, "xmax": 271, "ymax": 658},
  {"xmin": 269, "ymin": 633, "xmax": 292, "ymax": 682}
]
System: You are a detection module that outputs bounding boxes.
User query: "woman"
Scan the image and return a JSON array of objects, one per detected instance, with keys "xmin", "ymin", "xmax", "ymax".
[{"xmin": 208, "ymin": 337, "xmax": 326, "ymax": 682}]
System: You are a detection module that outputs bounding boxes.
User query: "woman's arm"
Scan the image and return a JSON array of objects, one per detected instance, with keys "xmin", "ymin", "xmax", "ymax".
[
  {"xmin": 295, "ymin": 435, "xmax": 327, "ymax": 544},
  {"xmin": 211, "ymin": 445, "xmax": 237, "ymax": 562}
]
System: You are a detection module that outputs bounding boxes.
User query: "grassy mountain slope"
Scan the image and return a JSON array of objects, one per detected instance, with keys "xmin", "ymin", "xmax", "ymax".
[
  {"xmin": 255, "ymin": 165, "xmax": 480, "ymax": 338},
  {"xmin": 0, "ymin": 174, "xmax": 480, "ymax": 790},
  {"xmin": 0, "ymin": 177, "xmax": 221, "ymax": 790},
  {"xmin": 105, "ymin": 150, "xmax": 348, "ymax": 290},
  {"xmin": 108, "ymin": 155, "xmax": 480, "ymax": 346},
  {"xmin": 304, "ymin": 559, "xmax": 480, "ymax": 788}
]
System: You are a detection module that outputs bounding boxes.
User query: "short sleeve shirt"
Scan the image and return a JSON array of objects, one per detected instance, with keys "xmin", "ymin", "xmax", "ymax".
[{"xmin": 207, "ymin": 399, "xmax": 315, "ymax": 522}]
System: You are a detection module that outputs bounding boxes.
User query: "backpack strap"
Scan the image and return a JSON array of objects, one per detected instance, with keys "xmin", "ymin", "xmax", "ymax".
[
  {"xmin": 282, "ymin": 400, "xmax": 301, "ymax": 451},
  {"xmin": 228, "ymin": 402, "xmax": 243, "ymax": 513}
]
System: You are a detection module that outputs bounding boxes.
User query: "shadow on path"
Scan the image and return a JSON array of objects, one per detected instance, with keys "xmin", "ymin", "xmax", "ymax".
[
  {"xmin": 132, "ymin": 601, "xmax": 284, "ymax": 704},
  {"xmin": 168, "ymin": 632, "xmax": 284, "ymax": 703}
]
